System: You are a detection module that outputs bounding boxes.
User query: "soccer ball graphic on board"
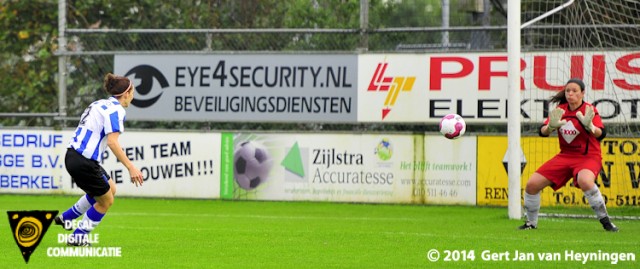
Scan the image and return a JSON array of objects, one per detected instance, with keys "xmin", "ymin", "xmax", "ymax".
[{"xmin": 233, "ymin": 141, "xmax": 274, "ymax": 190}]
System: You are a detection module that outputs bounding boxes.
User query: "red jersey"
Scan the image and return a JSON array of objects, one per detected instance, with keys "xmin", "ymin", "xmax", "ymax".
[{"xmin": 542, "ymin": 102, "xmax": 604, "ymax": 158}]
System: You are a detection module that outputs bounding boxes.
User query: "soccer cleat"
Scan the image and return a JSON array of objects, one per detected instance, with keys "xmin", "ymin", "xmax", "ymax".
[
  {"xmin": 518, "ymin": 222, "xmax": 537, "ymax": 230},
  {"xmin": 599, "ymin": 217, "xmax": 619, "ymax": 232},
  {"xmin": 54, "ymin": 215, "xmax": 73, "ymax": 231},
  {"xmin": 67, "ymin": 240, "xmax": 91, "ymax": 247}
]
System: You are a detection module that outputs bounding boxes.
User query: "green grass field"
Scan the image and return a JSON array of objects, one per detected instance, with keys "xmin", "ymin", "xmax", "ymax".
[{"xmin": 0, "ymin": 194, "xmax": 638, "ymax": 269}]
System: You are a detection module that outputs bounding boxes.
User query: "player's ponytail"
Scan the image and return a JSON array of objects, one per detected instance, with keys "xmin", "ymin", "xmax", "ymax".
[
  {"xmin": 103, "ymin": 73, "xmax": 131, "ymax": 96},
  {"xmin": 549, "ymin": 89, "xmax": 567, "ymax": 105}
]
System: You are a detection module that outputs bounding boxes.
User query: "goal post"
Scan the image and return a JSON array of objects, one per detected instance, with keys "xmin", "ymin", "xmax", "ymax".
[
  {"xmin": 508, "ymin": 0, "xmax": 575, "ymax": 220},
  {"xmin": 507, "ymin": 0, "xmax": 522, "ymax": 220}
]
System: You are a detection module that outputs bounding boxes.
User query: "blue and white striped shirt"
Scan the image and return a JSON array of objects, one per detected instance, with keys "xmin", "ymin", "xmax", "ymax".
[{"xmin": 69, "ymin": 97, "xmax": 126, "ymax": 162}]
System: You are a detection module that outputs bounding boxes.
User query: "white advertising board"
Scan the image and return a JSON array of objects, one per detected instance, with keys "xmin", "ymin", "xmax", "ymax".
[
  {"xmin": 358, "ymin": 52, "xmax": 640, "ymax": 123},
  {"xmin": 221, "ymin": 133, "xmax": 477, "ymax": 205},
  {"xmin": 1, "ymin": 130, "xmax": 220, "ymax": 199}
]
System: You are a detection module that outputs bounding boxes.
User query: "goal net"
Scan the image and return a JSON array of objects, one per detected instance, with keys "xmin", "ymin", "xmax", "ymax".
[{"xmin": 519, "ymin": 0, "xmax": 640, "ymax": 218}]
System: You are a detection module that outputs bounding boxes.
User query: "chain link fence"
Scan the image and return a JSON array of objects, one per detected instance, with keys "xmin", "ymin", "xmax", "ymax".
[{"xmin": 7, "ymin": 0, "xmax": 638, "ymax": 132}]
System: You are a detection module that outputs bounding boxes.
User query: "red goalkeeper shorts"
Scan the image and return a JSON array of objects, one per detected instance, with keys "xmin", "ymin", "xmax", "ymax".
[{"xmin": 535, "ymin": 153, "xmax": 602, "ymax": 191}]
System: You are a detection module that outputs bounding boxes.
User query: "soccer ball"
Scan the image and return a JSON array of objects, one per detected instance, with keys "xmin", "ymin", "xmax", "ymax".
[
  {"xmin": 233, "ymin": 141, "xmax": 273, "ymax": 190},
  {"xmin": 439, "ymin": 114, "xmax": 466, "ymax": 139}
]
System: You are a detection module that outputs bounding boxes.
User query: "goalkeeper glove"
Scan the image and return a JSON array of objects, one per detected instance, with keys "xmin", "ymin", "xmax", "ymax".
[
  {"xmin": 546, "ymin": 108, "xmax": 566, "ymax": 132},
  {"xmin": 576, "ymin": 105, "xmax": 596, "ymax": 134}
]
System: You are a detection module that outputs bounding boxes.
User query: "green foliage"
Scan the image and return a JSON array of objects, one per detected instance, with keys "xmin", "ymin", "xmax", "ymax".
[{"xmin": 0, "ymin": 1, "xmax": 59, "ymax": 126}]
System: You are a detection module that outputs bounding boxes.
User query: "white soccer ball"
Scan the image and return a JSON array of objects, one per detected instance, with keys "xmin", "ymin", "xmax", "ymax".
[
  {"xmin": 439, "ymin": 114, "xmax": 466, "ymax": 139},
  {"xmin": 233, "ymin": 141, "xmax": 273, "ymax": 190}
]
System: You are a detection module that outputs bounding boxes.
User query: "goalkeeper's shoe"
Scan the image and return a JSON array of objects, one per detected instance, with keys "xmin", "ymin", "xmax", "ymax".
[
  {"xmin": 518, "ymin": 222, "xmax": 537, "ymax": 230},
  {"xmin": 54, "ymin": 215, "xmax": 73, "ymax": 231},
  {"xmin": 599, "ymin": 217, "xmax": 619, "ymax": 232}
]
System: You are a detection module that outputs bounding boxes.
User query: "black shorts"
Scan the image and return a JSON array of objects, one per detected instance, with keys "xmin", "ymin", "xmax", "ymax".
[{"xmin": 65, "ymin": 148, "xmax": 111, "ymax": 197}]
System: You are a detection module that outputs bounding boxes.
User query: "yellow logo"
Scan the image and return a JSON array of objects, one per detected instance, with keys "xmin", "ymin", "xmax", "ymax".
[{"xmin": 7, "ymin": 210, "xmax": 58, "ymax": 263}]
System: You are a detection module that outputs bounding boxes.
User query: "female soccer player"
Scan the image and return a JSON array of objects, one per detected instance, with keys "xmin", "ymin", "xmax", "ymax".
[
  {"xmin": 519, "ymin": 78, "xmax": 618, "ymax": 232},
  {"xmin": 55, "ymin": 73, "xmax": 144, "ymax": 245}
]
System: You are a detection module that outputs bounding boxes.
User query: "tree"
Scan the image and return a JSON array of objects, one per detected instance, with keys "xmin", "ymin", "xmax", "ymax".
[{"xmin": 0, "ymin": 1, "xmax": 59, "ymax": 126}]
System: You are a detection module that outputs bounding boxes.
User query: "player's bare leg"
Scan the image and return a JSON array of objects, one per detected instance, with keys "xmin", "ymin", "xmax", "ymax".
[{"xmin": 68, "ymin": 179, "xmax": 116, "ymax": 246}]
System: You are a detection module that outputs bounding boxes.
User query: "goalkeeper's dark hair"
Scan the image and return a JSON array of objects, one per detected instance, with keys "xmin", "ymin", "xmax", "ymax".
[{"xmin": 549, "ymin": 78, "xmax": 585, "ymax": 104}]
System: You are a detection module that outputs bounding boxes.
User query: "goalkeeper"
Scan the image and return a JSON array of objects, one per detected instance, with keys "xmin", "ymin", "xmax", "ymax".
[{"xmin": 518, "ymin": 78, "xmax": 618, "ymax": 232}]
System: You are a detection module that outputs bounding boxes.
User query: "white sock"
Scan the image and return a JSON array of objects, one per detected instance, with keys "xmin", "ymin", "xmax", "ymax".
[
  {"xmin": 62, "ymin": 194, "xmax": 96, "ymax": 221},
  {"xmin": 584, "ymin": 185, "xmax": 608, "ymax": 219},
  {"xmin": 523, "ymin": 192, "xmax": 541, "ymax": 226}
]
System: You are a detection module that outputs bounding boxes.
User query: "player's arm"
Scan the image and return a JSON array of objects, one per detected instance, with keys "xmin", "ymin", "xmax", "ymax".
[
  {"xmin": 591, "ymin": 106, "xmax": 606, "ymax": 140},
  {"xmin": 589, "ymin": 125, "xmax": 604, "ymax": 139},
  {"xmin": 106, "ymin": 132, "xmax": 144, "ymax": 186},
  {"xmin": 540, "ymin": 124, "xmax": 553, "ymax": 136}
]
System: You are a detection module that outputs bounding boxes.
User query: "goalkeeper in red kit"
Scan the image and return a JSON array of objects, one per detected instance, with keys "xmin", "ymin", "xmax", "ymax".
[{"xmin": 519, "ymin": 78, "xmax": 618, "ymax": 232}]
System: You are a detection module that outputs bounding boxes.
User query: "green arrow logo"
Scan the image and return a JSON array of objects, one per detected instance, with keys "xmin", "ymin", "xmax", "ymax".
[{"xmin": 281, "ymin": 142, "xmax": 305, "ymax": 177}]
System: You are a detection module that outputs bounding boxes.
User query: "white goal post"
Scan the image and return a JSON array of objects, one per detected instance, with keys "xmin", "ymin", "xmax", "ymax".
[
  {"xmin": 507, "ymin": 0, "xmax": 522, "ymax": 220},
  {"xmin": 508, "ymin": 0, "xmax": 576, "ymax": 219}
]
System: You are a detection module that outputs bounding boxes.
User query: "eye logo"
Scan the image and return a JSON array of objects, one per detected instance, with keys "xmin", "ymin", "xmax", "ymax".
[
  {"xmin": 125, "ymin": 65, "xmax": 170, "ymax": 108},
  {"xmin": 367, "ymin": 62, "xmax": 416, "ymax": 120}
]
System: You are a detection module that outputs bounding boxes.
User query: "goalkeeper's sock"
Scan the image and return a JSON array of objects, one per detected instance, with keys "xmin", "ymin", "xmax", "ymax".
[
  {"xmin": 61, "ymin": 194, "xmax": 96, "ymax": 221},
  {"xmin": 523, "ymin": 192, "xmax": 541, "ymax": 226},
  {"xmin": 584, "ymin": 185, "xmax": 608, "ymax": 219}
]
